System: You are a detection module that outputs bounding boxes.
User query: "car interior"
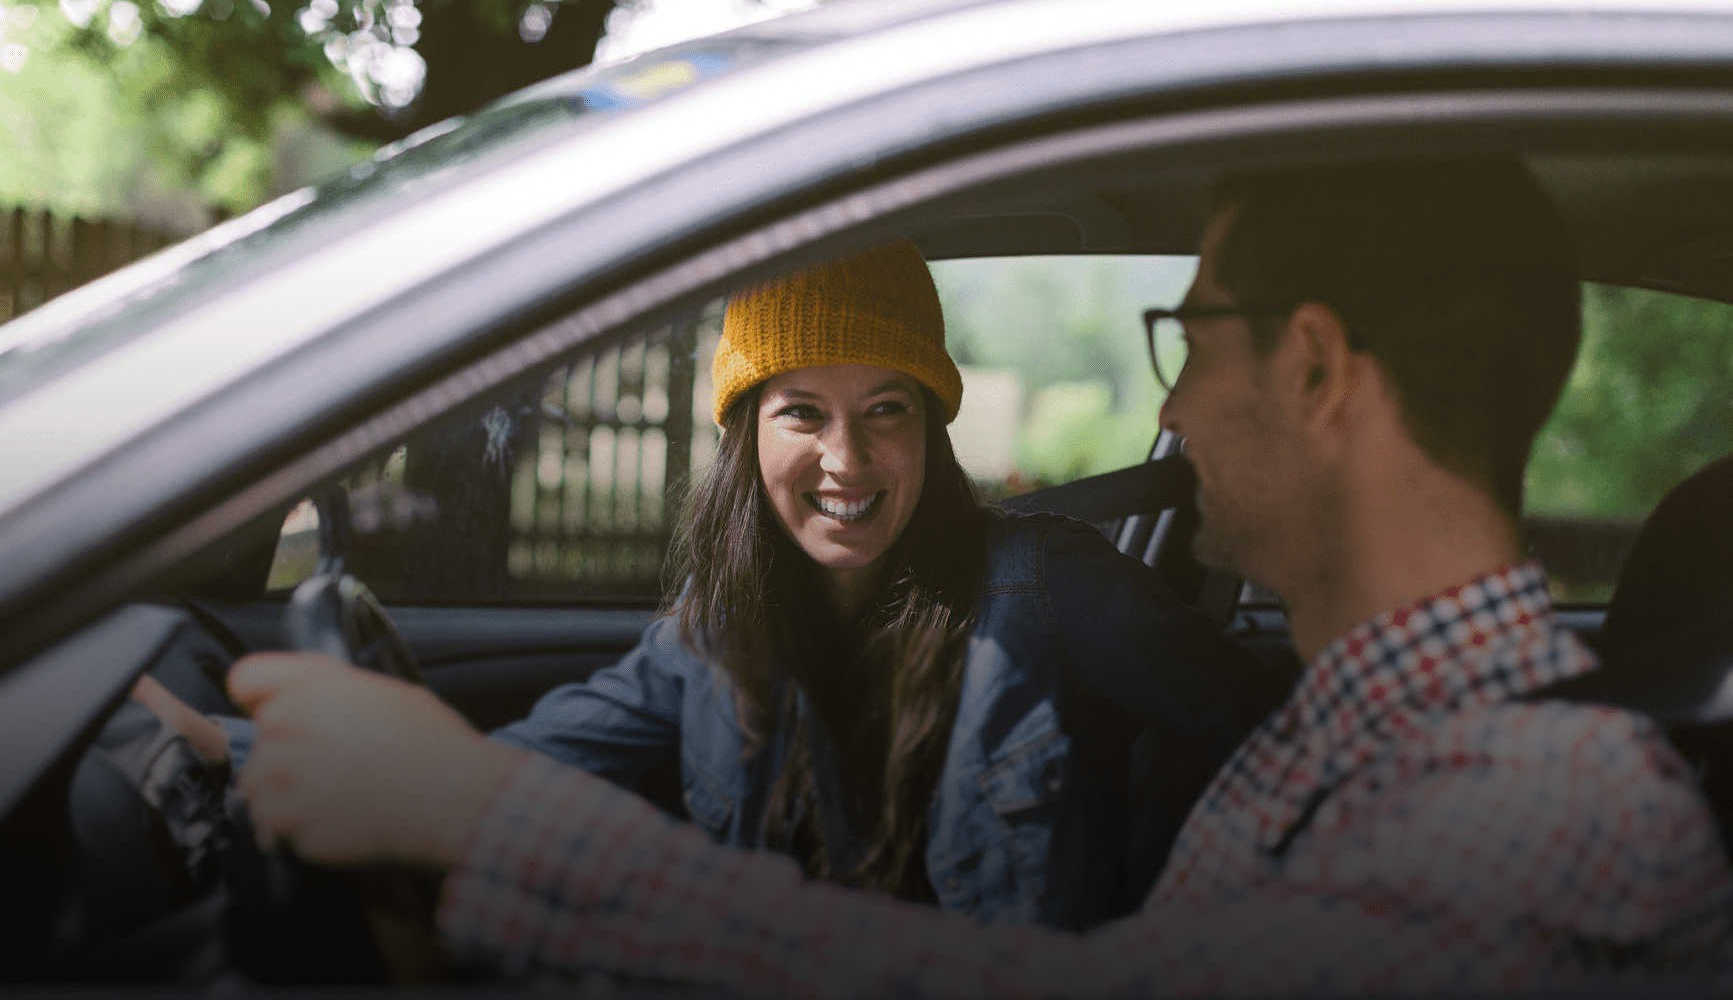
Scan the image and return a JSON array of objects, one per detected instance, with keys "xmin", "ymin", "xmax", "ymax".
[{"xmin": 8, "ymin": 87, "xmax": 1733, "ymax": 985}]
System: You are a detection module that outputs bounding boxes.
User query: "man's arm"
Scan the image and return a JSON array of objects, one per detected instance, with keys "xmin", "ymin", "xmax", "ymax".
[
  {"xmin": 434, "ymin": 715, "xmax": 1733, "ymax": 996},
  {"xmin": 432, "ymin": 755, "xmax": 1567, "ymax": 997},
  {"xmin": 229, "ymin": 654, "xmax": 1731, "ymax": 996},
  {"xmin": 439, "ymin": 753, "xmax": 1099, "ymax": 995}
]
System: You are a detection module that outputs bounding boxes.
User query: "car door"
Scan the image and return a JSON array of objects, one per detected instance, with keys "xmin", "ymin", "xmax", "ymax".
[{"xmin": 12, "ymin": 4, "xmax": 1733, "ymax": 984}]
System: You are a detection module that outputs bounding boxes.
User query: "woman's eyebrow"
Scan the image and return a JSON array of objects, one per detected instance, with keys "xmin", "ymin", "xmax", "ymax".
[{"xmin": 772, "ymin": 381, "xmax": 915, "ymax": 401}]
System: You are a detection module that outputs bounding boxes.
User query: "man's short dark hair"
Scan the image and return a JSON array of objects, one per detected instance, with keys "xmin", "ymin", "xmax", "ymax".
[{"xmin": 1212, "ymin": 158, "xmax": 1580, "ymax": 514}]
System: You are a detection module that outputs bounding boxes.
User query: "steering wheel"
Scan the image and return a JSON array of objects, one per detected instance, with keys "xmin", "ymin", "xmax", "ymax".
[
  {"xmin": 224, "ymin": 487, "xmax": 442, "ymax": 984},
  {"xmin": 281, "ymin": 488, "xmax": 422, "ymax": 685}
]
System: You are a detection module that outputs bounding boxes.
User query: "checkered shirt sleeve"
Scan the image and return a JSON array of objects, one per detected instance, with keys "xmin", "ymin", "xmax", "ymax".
[
  {"xmin": 439, "ymin": 753, "xmax": 1091, "ymax": 995},
  {"xmin": 438, "ymin": 562, "xmax": 1733, "ymax": 995},
  {"xmin": 438, "ymin": 752, "xmax": 1731, "ymax": 996}
]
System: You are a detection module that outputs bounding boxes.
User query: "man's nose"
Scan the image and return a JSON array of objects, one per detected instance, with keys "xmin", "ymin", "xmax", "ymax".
[{"xmin": 1159, "ymin": 393, "xmax": 1181, "ymax": 438}]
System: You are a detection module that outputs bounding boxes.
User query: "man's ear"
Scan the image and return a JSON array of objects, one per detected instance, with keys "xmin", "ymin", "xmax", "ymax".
[{"xmin": 1286, "ymin": 302, "xmax": 1358, "ymax": 430}]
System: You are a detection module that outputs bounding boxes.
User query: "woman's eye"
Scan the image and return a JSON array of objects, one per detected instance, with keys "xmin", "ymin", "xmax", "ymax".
[
  {"xmin": 776, "ymin": 404, "xmax": 822, "ymax": 421},
  {"xmin": 868, "ymin": 399, "xmax": 912, "ymax": 417}
]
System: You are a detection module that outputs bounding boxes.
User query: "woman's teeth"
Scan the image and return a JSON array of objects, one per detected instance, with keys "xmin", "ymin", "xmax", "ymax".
[{"xmin": 811, "ymin": 492, "xmax": 882, "ymax": 521}]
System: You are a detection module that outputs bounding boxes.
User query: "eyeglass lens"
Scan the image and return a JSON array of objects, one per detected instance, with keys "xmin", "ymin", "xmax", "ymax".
[{"xmin": 1148, "ymin": 315, "xmax": 1189, "ymax": 391}]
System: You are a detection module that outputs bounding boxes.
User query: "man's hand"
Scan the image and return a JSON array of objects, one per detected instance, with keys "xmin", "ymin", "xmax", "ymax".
[
  {"xmin": 228, "ymin": 653, "xmax": 525, "ymax": 871},
  {"xmin": 131, "ymin": 674, "xmax": 232, "ymax": 763}
]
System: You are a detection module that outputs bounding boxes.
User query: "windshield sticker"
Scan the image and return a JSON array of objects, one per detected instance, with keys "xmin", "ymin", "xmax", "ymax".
[{"xmin": 580, "ymin": 51, "xmax": 734, "ymax": 111}]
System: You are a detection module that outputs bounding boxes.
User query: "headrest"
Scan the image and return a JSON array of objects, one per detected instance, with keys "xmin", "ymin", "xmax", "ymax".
[
  {"xmin": 1544, "ymin": 455, "xmax": 1733, "ymax": 726},
  {"xmin": 1601, "ymin": 455, "xmax": 1733, "ymax": 667}
]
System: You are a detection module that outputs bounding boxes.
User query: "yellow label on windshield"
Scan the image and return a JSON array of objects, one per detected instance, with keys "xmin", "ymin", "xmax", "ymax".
[{"xmin": 611, "ymin": 60, "xmax": 703, "ymax": 101}]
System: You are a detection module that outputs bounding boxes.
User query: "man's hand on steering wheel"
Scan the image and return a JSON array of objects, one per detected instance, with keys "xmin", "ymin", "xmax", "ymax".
[{"xmin": 228, "ymin": 653, "xmax": 524, "ymax": 870}]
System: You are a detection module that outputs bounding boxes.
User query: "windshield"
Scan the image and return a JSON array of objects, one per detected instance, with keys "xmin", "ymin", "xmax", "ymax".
[{"xmin": 0, "ymin": 38, "xmax": 794, "ymax": 409}]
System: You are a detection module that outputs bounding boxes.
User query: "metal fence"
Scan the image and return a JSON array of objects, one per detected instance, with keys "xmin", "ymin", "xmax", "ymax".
[
  {"xmin": 0, "ymin": 206, "xmax": 181, "ymax": 323},
  {"xmin": 337, "ymin": 307, "xmax": 727, "ymax": 604},
  {"xmin": 507, "ymin": 309, "xmax": 722, "ymax": 599}
]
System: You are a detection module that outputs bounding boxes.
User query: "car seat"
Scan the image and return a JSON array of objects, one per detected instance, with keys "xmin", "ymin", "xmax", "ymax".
[{"xmin": 1540, "ymin": 455, "xmax": 1733, "ymax": 839}]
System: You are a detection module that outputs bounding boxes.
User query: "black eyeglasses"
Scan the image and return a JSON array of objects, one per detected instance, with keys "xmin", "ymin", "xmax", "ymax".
[{"xmin": 1141, "ymin": 304, "xmax": 1295, "ymax": 391}]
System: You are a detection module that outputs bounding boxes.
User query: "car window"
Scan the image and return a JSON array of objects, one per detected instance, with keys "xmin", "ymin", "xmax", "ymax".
[
  {"xmin": 266, "ymin": 254, "xmax": 1197, "ymax": 605},
  {"xmin": 931, "ymin": 255, "xmax": 1195, "ymax": 495},
  {"xmin": 310, "ymin": 311, "xmax": 719, "ymax": 605},
  {"xmin": 267, "ymin": 265, "xmax": 1730, "ymax": 611},
  {"xmin": 1525, "ymin": 283, "xmax": 1733, "ymax": 603}
]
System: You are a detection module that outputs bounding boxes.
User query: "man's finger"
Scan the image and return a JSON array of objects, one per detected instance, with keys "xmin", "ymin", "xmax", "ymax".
[
  {"xmin": 227, "ymin": 652, "xmax": 343, "ymax": 714},
  {"xmin": 130, "ymin": 673, "xmax": 174, "ymax": 711}
]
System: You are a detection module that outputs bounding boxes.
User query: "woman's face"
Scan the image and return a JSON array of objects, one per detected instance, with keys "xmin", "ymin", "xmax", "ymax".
[{"xmin": 757, "ymin": 364, "xmax": 928, "ymax": 601}]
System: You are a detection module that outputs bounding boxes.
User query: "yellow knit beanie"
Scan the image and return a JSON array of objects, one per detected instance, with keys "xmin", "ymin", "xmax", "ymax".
[{"xmin": 713, "ymin": 240, "xmax": 963, "ymax": 425}]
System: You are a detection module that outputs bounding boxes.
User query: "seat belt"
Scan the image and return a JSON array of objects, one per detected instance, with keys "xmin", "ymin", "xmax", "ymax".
[{"xmin": 999, "ymin": 455, "xmax": 1196, "ymax": 524}]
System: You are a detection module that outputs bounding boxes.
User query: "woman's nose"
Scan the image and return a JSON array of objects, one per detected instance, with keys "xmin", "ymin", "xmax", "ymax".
[{"xmin": 819, "ymin": 418, "xmax": 870, "ymax": 474}]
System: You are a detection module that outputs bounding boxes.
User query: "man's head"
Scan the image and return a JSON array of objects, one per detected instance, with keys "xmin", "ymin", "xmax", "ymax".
[{"xmin": 1160, "ymin": 158, "xmax": 1580, "ymax": 585}]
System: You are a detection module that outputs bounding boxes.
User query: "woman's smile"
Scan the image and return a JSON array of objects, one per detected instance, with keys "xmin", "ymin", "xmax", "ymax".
[{"xmin": 807, "ymin": 490, "xmax": 886, "ymax": 522}]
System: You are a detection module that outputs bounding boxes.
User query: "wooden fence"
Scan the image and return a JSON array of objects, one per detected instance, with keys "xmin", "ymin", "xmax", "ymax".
[{"xmin": 0, "ymin": 206, "xmax": 183, "ymax": 324}]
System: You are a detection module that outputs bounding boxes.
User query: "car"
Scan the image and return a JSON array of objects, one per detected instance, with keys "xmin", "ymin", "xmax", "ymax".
[{"xmin": 6, "ymin": 0, "xmax": 1733, "ymax": 985}]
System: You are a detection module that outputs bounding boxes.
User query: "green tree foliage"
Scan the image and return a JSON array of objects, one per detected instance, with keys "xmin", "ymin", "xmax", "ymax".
[
  {"xmin": 1528, "ymin": 283, "xmax": 1733, "ymax": 521},
  {"xmin": 0, "ymin": 5, "xmax": 349, "ymax": 216},
  {"xmin": 1016, "ymin": 381, "xmax": 1159, "ymax": 485},
  {"xmin": 0, "ymin": 0, "xmax": 622, "ymax": 214},
  {"xmin": 21, "ymin": 0, "xmax": 620, "ymax": 138},
  {"xmin": 933, "ymin": 255, "xmax": 1192, "ymax": 486}
]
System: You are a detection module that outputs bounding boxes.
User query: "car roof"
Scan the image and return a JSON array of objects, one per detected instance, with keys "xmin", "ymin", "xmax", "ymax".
[{"xmin": 9, "ymin": 0, "xmax": 1733, "ymax": 371}]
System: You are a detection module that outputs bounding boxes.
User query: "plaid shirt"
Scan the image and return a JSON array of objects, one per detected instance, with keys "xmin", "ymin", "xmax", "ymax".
[{"xmin": 440, "ymin": 562, "xmax": 1733, "ymax": 994}]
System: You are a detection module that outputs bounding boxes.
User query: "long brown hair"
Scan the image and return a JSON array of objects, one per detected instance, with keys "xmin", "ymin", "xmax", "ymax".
[{"xmin": 666, "ymin": 384, "xmax": 986, "ymax": 897}]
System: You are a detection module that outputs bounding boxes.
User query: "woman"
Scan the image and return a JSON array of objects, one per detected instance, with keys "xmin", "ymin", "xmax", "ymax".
[{"xmin": 158, "ymin": 240, "xmax": 1263, "ymax": 929}]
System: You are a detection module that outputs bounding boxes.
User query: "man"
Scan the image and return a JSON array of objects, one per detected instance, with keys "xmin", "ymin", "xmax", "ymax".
[{"xmin": 235, "ymin": 159, "xmax": 1732, "ymax": 994}]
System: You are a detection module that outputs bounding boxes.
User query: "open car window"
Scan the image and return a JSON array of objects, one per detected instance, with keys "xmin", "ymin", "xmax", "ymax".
[
  {"xmin": 931, "ymin": 255, "xmax": 1195, "ymax": 495},
  {"xmin": 1526, "ymin": 282, "xmax": 1733, "ymax": 604},
  {"xmin": 266, "ymin": 253, "xmax": 1199, "ymax": 605}
]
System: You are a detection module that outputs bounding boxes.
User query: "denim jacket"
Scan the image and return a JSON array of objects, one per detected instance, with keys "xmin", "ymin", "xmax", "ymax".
[{"xmin": 492, "ymin": 511, "xmax": 1261, "ymax": 930}]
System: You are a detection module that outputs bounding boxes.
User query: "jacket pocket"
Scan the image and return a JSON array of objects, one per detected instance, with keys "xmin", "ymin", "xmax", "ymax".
[
  {"xmin": 972, "ymin": 723, "xmax": 1071, "ymax": 922},
  {"xmin": 979, "ymin": 723, "xmax": 1069, "ymax": 818}
]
